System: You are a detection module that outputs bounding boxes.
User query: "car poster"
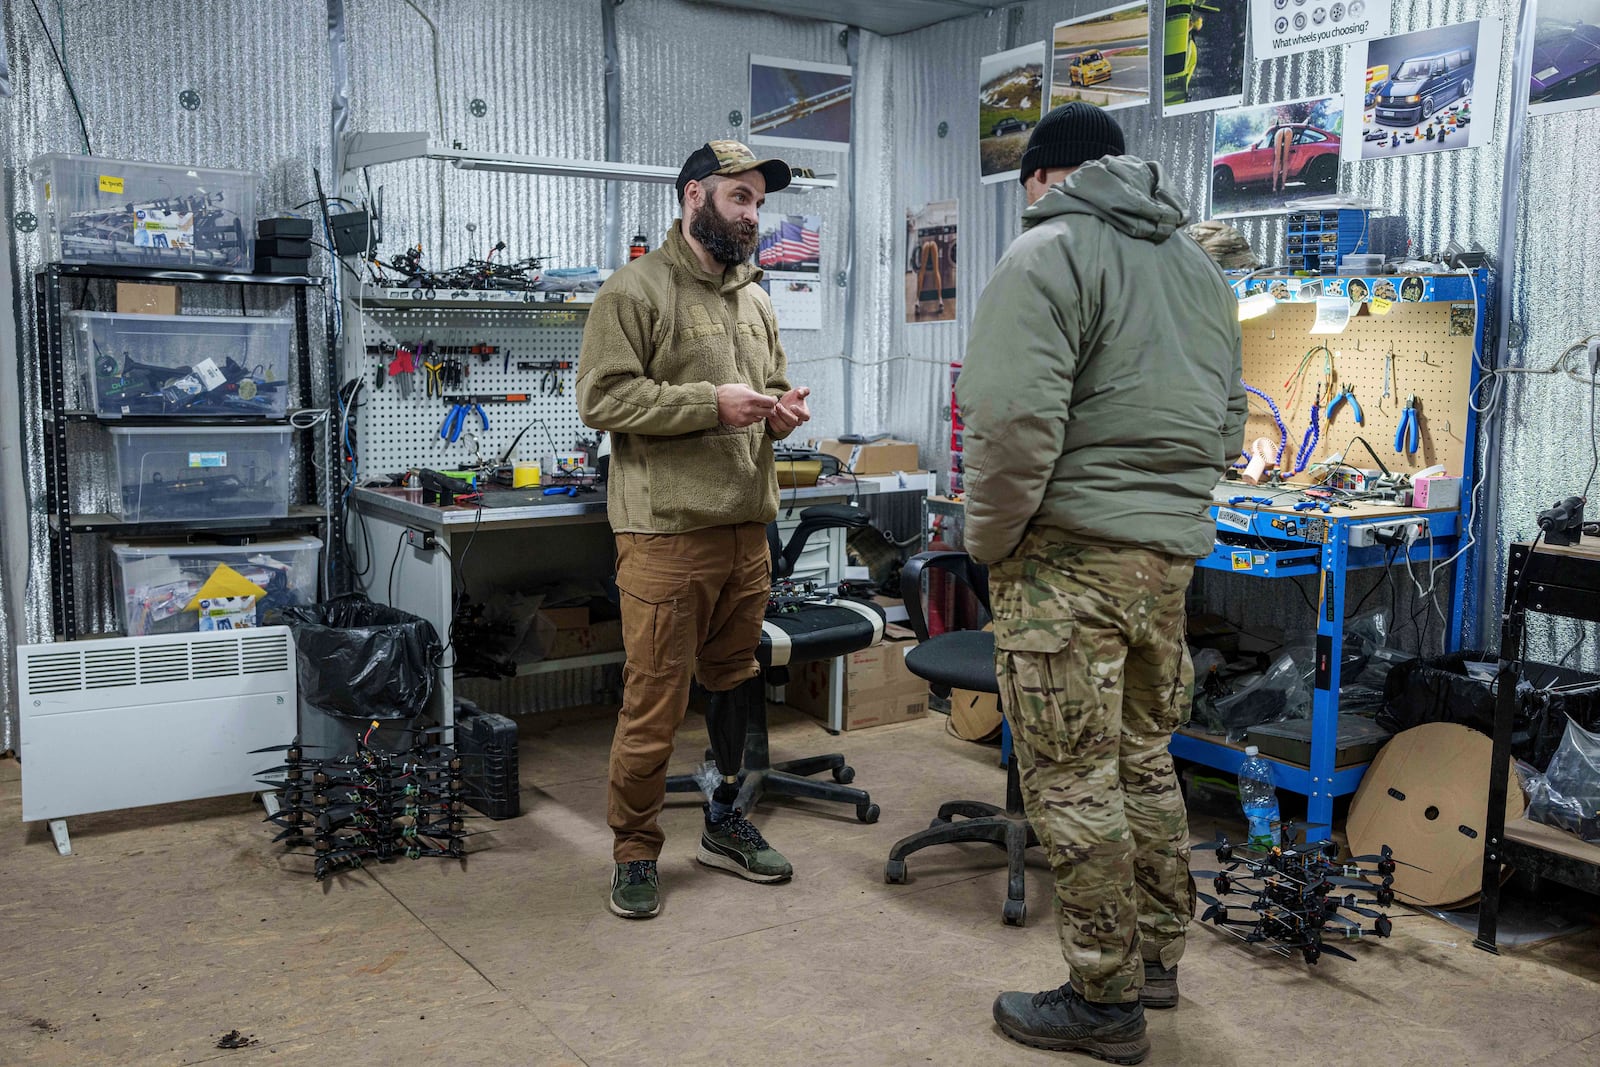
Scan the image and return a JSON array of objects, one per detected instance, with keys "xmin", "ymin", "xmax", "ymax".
[
  {"xmin": 1209, "ymin": 95, "xmax": 1345, "ymax": 218},
  {"xmin": 979, "ymin": 42, "xmax": 1047, "ymax": 184},
  {"xmin": 906, "ymin": 200, "xmax": 958, "ymax": 324},
  {"xmin": 1342, "ymin": 19, "xmax": 1503, "ymax": 161},
  {"xmin": 1252, "ymin": 0, "xmax": 1392, "ymax": 61},
  {"xmin": 1528, "ymin": 0, "xmax": 1600, "ymax": 116},
  {"xmin": 1049, "ymin": 3, "xmax": 1152, "ymax": 114},
  {"xmin": 1163, "ymin": 0, "xmax": 1247, "ymax": 116}
]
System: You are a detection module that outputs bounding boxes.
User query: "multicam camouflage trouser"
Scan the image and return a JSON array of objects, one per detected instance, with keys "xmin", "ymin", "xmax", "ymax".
[{"xmin": 990, "ymin": 531, "xmax": 1197, "ymax": 1005}]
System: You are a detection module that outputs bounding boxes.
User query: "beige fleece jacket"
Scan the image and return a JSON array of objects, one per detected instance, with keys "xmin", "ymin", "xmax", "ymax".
[{"xmin": 576, "ymin": 221, "xmax": 793, "ymax": 534}]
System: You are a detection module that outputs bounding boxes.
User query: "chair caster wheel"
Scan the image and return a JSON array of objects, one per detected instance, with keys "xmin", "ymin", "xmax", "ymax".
[
  {"xmin": 833, "ymin": 765, "xmax": 855, "ymax": 784},
  {"xmin": 884, "ymin": 859, "xmax": 907, "ymax": 884},
  {"xmin": 857, "ymin": 802, "xmax": 880, "ymax": 824},
  {"xmin": 1002, "ymin": 899, "xmax": 1026, "ymax": 926}
]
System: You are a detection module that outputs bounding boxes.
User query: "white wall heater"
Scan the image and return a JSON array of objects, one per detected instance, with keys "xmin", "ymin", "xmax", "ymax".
[{"xmin": 19, "ymin": 626, "xmax": 297, "ymax": 854}]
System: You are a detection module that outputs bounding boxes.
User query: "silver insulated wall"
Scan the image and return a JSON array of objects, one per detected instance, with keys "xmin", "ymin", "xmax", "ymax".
[{"xmin": 0, "ymin": 0, "xmax": 1596, "ymax": 753}]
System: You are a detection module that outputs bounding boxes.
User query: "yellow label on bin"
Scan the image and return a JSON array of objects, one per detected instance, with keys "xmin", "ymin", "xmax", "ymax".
[{"xmin": 99, "ymin": 175, "xmax": 125, "ymax": 194}]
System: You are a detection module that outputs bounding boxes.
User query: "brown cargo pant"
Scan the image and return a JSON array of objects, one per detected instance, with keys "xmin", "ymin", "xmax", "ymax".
[
  {"xmin": 609, "ymin": 522, "xmax": 771, "ymax": 862},
  {"xmin": 991, "ymin": 532, "xmax": 1196, "ymax": 1004}
]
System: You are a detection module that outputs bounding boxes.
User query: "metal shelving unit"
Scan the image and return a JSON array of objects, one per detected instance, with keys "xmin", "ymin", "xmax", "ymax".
[
  {"xmin": 1474, "ymin": 540, "xmax": 1600, "ymax": 952},
  {"xmin": 33, "ymin": 264, "xmax": 333, "ymax": 639}
]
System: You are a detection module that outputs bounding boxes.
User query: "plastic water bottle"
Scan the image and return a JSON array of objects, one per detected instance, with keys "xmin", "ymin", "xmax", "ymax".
[{"xmin": 1238, "ymin": 746, "xmax": 1281, "ymax": 850}]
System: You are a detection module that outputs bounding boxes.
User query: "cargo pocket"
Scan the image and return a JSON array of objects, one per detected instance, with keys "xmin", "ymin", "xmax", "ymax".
[
  {"xmin": 993, "ymin": 616, "xmax": 1081, "ymax": 762},
  {"xmin": 615, "ymin": 560, "xmax": 692, "ymax": 681}
]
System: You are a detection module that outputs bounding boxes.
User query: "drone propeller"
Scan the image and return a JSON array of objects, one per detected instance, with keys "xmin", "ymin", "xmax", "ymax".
[
  {"xmin": 1347, "ymin": 844, "xmax": 1430, "ymax": 872},
  {"xmin": 247, "ymin": 738, "xmax": 325, "ymax": 755}
]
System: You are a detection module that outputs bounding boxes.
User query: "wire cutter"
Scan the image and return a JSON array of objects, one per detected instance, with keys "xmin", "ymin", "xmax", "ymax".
[
  {"xmin": 423, "ymin": 360, "xmax": 445, "ymax": 399},
  {"xmin": 1326, "ymin": 385, "xmax": 1363, "ymax": 425},
  {"xmin": 1394, "ymin": 395, "xmax": 1420, "ymax": 455},
  {"xmin": 439, "ymin": 401, "xmax": 488, "ymax": 444}
]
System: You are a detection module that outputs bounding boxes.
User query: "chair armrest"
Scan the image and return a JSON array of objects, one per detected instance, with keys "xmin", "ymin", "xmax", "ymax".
[
  {"xmin": 773, "ymin": 505, "xmax": 872, "ymax": 578},
  {"xmin": 900, "ymin": 551, "xmax": 990, "ymax": 642}
]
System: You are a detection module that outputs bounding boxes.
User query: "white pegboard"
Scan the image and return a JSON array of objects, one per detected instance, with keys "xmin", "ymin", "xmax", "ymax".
[{"xmin": 357, "ymin": 305, "xmax": 591, "ymax": 475}]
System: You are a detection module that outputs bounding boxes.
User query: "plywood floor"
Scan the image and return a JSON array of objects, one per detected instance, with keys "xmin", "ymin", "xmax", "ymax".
[{"xmin": 2, "ymin": 706, "xmax": 1596, "ymax": 1066}]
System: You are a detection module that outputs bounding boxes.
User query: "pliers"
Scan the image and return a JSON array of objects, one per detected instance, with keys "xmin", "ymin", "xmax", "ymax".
[
  {"xmin": 1326, "ymin": 385, "xmax": 1363, "ymax": 425},
  {"xmin": 439, "ymin": 401, "xmax": 488, "ymax": 444},
  {"xmin": 1227, "ymin": 495, "xmax": 1275, "ymax": 506},
  {"xmin": 1394, "ymin": 395, "xmax": 1420, "ymax": 455},
  {"xmin": 1293, "ymin": 499, "xmax": 1331, "ymax": 513}
]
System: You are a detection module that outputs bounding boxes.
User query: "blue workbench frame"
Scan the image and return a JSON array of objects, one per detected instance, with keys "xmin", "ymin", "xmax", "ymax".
[{"xmin": 1173, "ymin": 270, "xmax": 1488, "ymax": 828}]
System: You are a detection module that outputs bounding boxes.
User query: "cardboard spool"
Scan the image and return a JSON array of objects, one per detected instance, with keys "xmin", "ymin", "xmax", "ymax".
[{"xmin": 1346, "ymin": 722, "xmax": 1524, "ymax": 907}]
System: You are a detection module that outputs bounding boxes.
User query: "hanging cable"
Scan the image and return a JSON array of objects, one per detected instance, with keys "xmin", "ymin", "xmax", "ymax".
[{"xmin": 29, "ymin": 0, "xmax": 91, "ymax": 154}]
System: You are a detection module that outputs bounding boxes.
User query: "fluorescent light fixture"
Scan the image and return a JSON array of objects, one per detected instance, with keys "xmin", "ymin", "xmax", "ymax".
[{"xmin": 1237, "ymin": 292, "xmax": 1276, "ymax": 321}]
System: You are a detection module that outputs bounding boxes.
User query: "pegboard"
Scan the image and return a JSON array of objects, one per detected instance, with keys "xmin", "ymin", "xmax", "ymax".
[
  {"xmin": 357, "ymin": 306, "xmax": 591, "ymax": 475},
  {"xmin": 1241, "ymin": 299, "xmax": 1478, "ymax": 478}
]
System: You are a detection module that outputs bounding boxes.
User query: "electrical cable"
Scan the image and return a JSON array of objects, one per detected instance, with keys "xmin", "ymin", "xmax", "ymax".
[{"xmin": 29, "ymin": 0, "xmax": 91, "ymax": 154}]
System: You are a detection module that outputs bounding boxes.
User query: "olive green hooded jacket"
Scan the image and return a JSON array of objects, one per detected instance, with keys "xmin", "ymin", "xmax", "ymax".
[{"xmin": 956, "ymin": 156, "xmax": 1245, "ymax": 564}]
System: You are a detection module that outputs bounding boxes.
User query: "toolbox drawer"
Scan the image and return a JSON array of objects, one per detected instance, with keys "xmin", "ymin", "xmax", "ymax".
[{"xmin": 109, "ymin": 425, "xmax": 292, "ymax": 522}]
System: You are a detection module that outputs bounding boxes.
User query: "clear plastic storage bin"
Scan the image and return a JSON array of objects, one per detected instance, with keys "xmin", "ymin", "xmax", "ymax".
[
  {"xmin": 109, "ymin": 426, "xmax": 293, "ymax": 522},
  {"xmin": 70, "ymin": 310, "xmax": 293, "ymax": 417},
  {"xmin": 110, "ymin": 535, "xmax": 323, "ymax": 635},
  {"xmin": 30, "ymin": 153, "xmax": 259, "ymax": 271}
]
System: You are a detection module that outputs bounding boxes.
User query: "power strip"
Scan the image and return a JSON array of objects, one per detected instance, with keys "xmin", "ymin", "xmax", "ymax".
[{"xmin": 1350, "ymin": 519, "xmax": 1429, "ymax": 548}]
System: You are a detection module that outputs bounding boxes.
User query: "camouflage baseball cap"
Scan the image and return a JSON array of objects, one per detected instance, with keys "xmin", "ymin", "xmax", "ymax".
[{"xmin": 675, "ymin": 139, "xmax": 792, "ymax": 199}]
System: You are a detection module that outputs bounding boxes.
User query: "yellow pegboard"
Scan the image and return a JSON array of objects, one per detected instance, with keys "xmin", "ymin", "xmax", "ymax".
[{"xmin": 1240, "ymin": 299, "xmax": 1476, "ymax": 477}]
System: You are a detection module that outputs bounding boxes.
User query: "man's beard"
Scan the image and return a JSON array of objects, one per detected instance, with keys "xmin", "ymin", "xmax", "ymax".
[{"xmin": 690, "ymin": 201, "xmax": 759, "ymax": 266}]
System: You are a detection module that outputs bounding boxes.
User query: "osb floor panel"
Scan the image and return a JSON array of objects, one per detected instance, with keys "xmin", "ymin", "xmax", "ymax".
[{"xmin": 1, "ymin": 707, "xmax": 1596, "ymax": 1066}]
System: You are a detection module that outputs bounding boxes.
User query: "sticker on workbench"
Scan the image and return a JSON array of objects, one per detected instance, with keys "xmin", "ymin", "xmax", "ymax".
[
  {"xmin": 1216, "ymin": 507, "xmax": 1252, "ymax": 531},
  {"xmin": 188, "ymin": 451, "xmax": 227, "ymax": 468},
  {"xmin": 1269, "ymin": 517, "xmax": 1300, "ymax": 537},
  {"xmin": 1231, "ymin": 551, "xmax": 1252, "ymax": 571},
  {"xmin": 1254, "ymin": 554, "xmax": 1267, "ymax": 565},
  {"xmin": 1304, "ymin": 518, "xmax": 1330, "ymax": 544},
  {"xmin": 1399, "ymin": 276, "xmax": 1428, "ymax": 302},
  {"xmin": 98, "ymin": 175, "xmax": 124, "ymax": 194},
  {"xmin": 1450, "ymin": 303, "xmax": 1475, "ymax": 336}
]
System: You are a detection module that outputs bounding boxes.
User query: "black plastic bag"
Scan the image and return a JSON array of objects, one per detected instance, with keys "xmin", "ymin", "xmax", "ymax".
[{"xmin": 280, "ymin": 594, "xmax": 442, "ymax": 719}]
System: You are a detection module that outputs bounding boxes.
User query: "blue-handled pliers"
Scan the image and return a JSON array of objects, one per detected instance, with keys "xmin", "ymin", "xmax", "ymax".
[
  {"xmin": 1293, "ymin": 499, "xmax": 1331, "ymax": 513},
  {"xmin": 439, "ymin": 401, "xmax": 489, "ymax": 444},
  {"xmin": 543, "ymin": 485, "xmax": 579, "ymax": 497},
  {"xmin": 1326, "ymin": 385, "xmax": 1363, "ymax": 425},
  {"xmin": 1394, "ymin": 395, "xmax": 1420, "ymax": 455},
  {"xmin": 1228, "ymin": 495, "xmax": 1275, "ymax": 506}
]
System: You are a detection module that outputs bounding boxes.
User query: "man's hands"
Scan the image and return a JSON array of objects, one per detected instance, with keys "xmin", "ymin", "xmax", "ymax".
[
  {"xmin": 716, "ymin": 384, "xmax": 778, "ymax": 428},
  {"xmin": 767, "ymin": 386, "xmax": 811, "ymax": 436},
  {"xmin": 716, "ymin": 383, "xmax": 812, "ymax": 434}
]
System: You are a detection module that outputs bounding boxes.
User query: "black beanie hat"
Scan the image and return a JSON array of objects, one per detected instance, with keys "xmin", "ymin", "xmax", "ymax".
[{"xmin": 1017, "ymin": 102, "xmax": 1125, "ymax": 185}]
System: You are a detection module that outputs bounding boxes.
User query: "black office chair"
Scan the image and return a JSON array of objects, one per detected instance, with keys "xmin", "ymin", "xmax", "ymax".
[
  {"xmin": 883, "ymin": 551, "xmax": 1039, "ymax": 925},
  {"xmin": 665, "ymin": 504, "xmax": 883, "ymax": 823}
]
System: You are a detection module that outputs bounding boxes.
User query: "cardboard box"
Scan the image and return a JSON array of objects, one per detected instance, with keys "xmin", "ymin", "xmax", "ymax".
[
  {"xmin": 115, "ymin": 282, "xmax": 180, "ymax": 316},
  {"xmin": 817, "ymin": 438, "xmax": 920, "ymax": 476},
  {"xmin": 539, "ymin": 605, "xmax": 590, "ymax": 630},
  {"xmin": 789, "ymin": 633, "xmax": 929, "ymax": 730},
  {"xmin": 545, "ymin": 619, "xmax": 622, "ymax": 660}
]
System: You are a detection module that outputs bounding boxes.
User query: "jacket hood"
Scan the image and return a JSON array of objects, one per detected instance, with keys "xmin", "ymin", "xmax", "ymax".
[
  {"xmin": 664, "ymin": 219, "xmax": 764, "ymax": 294},
  {"xmin": 1021, "ymin": 155, "xmax": 1189, "ymax": 242}
]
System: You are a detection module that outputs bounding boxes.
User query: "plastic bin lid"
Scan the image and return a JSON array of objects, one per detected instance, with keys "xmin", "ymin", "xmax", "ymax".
[
  {"xmin": 107, "ymin": 424, "xmax": 292, "ymax": 437},
  {"xmin": 109, "ymin": 534, "xmax": 323, "ymax": 558},
  {"xmin": 66, "ymin": 310, "xmax": 293, "ymax": 326},
  {"xmin": 29, "ymin": 152, "xmax": 264, "ymax": 181}
]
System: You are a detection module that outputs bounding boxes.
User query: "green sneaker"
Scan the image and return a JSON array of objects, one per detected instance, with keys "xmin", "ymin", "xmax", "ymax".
[
  {"xmin": 697, "ymin": 808, "xmax": 793, "ymax": 883},
  {"xmin": 609, "ymin": 860, "xmax": 660, "ymax": 919}
]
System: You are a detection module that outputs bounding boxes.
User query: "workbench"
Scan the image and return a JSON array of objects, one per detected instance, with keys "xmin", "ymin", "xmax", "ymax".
[
  {"xmin": 1172, "ymin": 491, "xmax": 1470, "ymax": 828},
  {"xmin": 1475, "ymin": 540, "xmax": 1600, "ymax": 952},
  {"xmin": 354, "ymin": 472, "xmax": 935, "ymax": 731}
]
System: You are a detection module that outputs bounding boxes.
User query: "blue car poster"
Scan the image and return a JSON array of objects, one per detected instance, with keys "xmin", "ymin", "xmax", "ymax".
[
  {"xmin": 1342, "ymin": 19, "xmax": 1504, "ymax": 161},
  {"xmin": 1529, "ymin": 0, "xmax": 1600, "ymax": 116}
]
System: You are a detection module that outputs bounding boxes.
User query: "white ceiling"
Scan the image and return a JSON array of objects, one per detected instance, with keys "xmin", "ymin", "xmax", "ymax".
[{"xmin": 686, "ymin": 0, "xmax": 996, "ymax": 36}]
